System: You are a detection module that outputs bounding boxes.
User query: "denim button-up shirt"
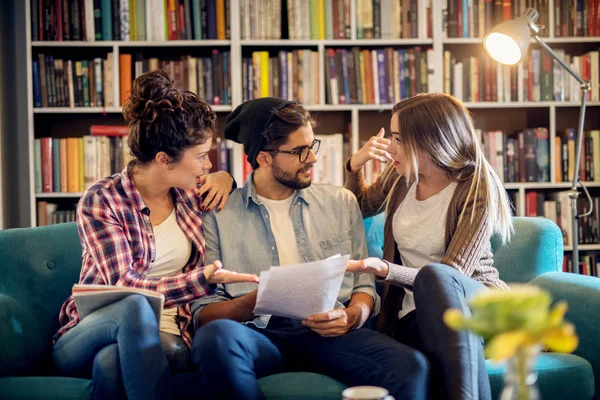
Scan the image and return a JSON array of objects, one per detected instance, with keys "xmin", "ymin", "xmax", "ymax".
[{"xmin": 191, "ymin": 173, "xmax": 380, "ymax": 330}]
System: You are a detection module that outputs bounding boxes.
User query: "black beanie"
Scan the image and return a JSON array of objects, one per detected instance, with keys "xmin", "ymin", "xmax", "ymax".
[{"xmin": 224, "ymin": 97, "xmax": 296, "ymax": 169}]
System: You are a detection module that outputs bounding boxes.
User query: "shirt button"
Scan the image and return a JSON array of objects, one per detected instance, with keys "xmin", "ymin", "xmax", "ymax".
[
  {"xmin": 271, "ymin": 246, "xmax": 275, "ymax": 251},
  {"xmin": 265, "ymin": 214, "xmax": 269, "ymax": 219},
  {"xmin": 151, "ymin": 259, "xmax": 155, "ymax": 263},
  {"xmin": 149, "ymin": 235, "xmax": 153, "ymax": 239}
]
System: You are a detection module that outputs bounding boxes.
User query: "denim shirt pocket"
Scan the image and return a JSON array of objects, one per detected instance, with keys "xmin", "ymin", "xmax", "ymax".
[{"xmin": 319, "ymin": 230, "xmax": 353, "ymax": 258}]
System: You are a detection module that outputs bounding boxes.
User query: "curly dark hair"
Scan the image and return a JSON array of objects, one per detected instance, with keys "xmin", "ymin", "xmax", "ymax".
[
  {"xmin": 122, "ymin": 70, "xmax": 216, "ymax": 166},
  {"xmin": 262, "ymin": 103, "xmax": 317, "ymax": 150}
]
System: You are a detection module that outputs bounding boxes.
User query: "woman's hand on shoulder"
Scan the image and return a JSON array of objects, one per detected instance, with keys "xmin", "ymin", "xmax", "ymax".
[
  {"xmin": 196, "ymin": 171, "xmax": 234, "ymax": 212},
  {"xmin": 203, "ymin": 260, "xmax": 259, "ymax": 285},
  {"xmin": 346, "ymin": 257, "xmax": 389, "ymax": 279},
  {"xmin": 349, "ymin": 128, "xmax": 393, "ymax": 172}
]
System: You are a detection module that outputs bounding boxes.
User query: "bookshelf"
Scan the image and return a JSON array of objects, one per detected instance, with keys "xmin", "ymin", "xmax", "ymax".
[{"xmin": 19, "ymin": 0, "xmax": 600, "ymax": 270}]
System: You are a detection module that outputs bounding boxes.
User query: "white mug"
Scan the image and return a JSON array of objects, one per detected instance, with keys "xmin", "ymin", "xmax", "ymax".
[{"xmin": 341, "ymin": 386, "xmax": 395, "ymax": 400}]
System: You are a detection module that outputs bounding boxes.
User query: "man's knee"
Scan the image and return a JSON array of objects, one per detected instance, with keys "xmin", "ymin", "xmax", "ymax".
[
  {"xmin": 405, "ymin": 348, "xmax": 429, "ymax": 377},
  {"xmin": 191, "ymin": 320, "xmax": 247, "ymax": 363}
]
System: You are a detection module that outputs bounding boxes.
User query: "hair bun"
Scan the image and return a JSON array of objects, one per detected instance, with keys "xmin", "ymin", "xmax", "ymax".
[{"xmin": 122, "ymin": 70, "xmax": 183, "ymax": 124}]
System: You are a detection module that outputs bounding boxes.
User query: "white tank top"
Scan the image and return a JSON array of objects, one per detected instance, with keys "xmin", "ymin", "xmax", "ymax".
[
  {"xmin": 146, "ymin": 209, "xmax": 192, "ymax": 336},
  {"xmin": 393, "ymin": 182, "xmax": 457, "ymax": 320}
]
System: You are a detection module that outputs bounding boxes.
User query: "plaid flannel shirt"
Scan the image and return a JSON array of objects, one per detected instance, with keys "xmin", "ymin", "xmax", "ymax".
[{"xmin": 53, "ymin": 170, "xmax": 214, "ymax": 348}]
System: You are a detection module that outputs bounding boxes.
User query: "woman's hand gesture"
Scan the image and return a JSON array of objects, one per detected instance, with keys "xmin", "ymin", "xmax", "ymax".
[
  {"xmin": 349, "ymin": 128, "xmax": 392, "ymax": 172},
  {"xmin": 346, "ymin": 257, "xmax": 389, "ymax": 279},
  {"xmin": 196, "ymin": 171, "xmax": 234, "ymax": 212},
  {"xmin": 203, "ymin": 261, "xmax": 259, "ymax": 284}
]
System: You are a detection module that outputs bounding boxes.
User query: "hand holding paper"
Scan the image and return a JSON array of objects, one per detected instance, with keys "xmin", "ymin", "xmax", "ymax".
[{"xmin": 253, "ymin": 255, "xmax": 350, "ymax": 320}]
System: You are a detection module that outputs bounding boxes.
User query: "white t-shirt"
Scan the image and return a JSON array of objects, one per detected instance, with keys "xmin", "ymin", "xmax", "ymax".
[
  {"xmin": 393, "ymin": 182, "xmax": 458, "ymax": 320},
  {"xmin": 256, "ymin": 194, "xmax": 304, "ymax": 266},
  {"xmin": 146, "ymin": 209, "xmax": 192, "ymax": 336}
]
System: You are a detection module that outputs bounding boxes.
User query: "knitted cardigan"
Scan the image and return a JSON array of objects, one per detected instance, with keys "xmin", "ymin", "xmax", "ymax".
[{"xmin": 345, "ymin": 160, "xmax": 509, "ymax": 335}]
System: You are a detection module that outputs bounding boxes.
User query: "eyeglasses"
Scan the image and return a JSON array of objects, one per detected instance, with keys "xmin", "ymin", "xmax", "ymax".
[{"xmin": 264, "ymin": 139, "xmax": 321, "ymax": 163}]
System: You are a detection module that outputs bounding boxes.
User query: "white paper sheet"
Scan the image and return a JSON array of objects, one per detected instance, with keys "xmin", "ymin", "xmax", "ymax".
[{"xmin": 253, "ymin": 254, "xmax": 350, "ymax": 320}]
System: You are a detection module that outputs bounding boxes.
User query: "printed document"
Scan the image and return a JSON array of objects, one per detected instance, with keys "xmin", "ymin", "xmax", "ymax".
[{"xmin": 253, "ymin": 254, "xmax": 350, "ymax": 319}]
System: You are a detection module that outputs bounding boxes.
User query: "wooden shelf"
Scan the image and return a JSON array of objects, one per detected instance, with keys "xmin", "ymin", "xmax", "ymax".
[
  {"xmin": 33, "ymin": 105, "xmax": 232, "ymax": 113},
  {"xmin": 36, "ymin": 193, "xmax": 83, "ymax": 198},
  {"xmin": 241, "ymin": 39, "xmax": 433, "ymax": 46},
  {"xmin": 564, "ymin": 244, "xmax": 600, "ymax": 251},
  {"xmin": 32, "ymin": 40, "xmax": 231, "ymax": 47},
  {"xmin": 442, "ymin": 37, "xmax": 600, "ymax": 45},
  {"xmin": 504, "ymin": 182, "xmax": 600, "ymax": 189}
]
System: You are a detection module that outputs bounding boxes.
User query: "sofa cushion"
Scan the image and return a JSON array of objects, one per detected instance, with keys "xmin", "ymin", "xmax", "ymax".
[
  {"xmin": 487, "ymin": 352, "xmax": 594, "ymax": 400},
  {"xmin": 258, "ymin": 372, "xmax": 347, "ymax": 400},
  {"xmin": 0, "ymin": 376, "xmax": 92, "ymax": 400},
  {"xmin": 490, "ymin": 217, "xmax": 563, "ymax": 283},
  {"xmin": 0, "ymin": 223, "xmax": 82, "ymax": 376}
]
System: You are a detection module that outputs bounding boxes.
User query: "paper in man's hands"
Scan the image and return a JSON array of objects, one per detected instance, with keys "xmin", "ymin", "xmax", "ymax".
[{"xmin": 253, "ymin": 254, "xmax": 350, "ymax": 320}]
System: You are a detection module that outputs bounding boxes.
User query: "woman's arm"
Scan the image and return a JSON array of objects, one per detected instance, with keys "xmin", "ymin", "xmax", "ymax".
[
  {"xmin": 347, "ymin": 258, "xmax": 419, "ymax": 290},
  {"xmin": 344, "ymin": 129, "xmax": 399, "ymax": 217},
  {"xmin": 78, "ymin": 193, "xmax": 255, "ymax": 308},
  {"xmin": 196, "ymin": 170, "xmax": 236, "ymax": 212},
  {"xmin": 345, "ymin": 160, "xmax": 400, "ymax": 218}
]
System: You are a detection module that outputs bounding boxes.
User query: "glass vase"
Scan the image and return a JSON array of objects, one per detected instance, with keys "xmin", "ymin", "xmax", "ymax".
[{"xmin": 499, "ymin": 345, "xmax": 541, "ymax": 400}]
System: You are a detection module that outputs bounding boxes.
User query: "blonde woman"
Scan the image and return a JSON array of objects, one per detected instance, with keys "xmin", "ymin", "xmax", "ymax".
[{"xmin": 345, "ymin": 93, "xmax": 512, "ymax": 400}]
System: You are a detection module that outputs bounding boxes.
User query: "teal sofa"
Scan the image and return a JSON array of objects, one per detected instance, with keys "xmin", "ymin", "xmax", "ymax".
[{"xmin": 0, "ymin": 217, "xmax": 598, "ymax": 399}]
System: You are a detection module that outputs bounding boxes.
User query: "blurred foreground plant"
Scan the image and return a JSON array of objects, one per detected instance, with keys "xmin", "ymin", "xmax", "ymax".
[{"xmin": 443, "ymin": 284, "xmax": 578, "ymax": 400}]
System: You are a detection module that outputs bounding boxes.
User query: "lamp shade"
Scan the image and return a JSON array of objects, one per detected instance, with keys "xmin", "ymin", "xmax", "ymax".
[{"xmin": 483, "ymin": 15, "xmax": 532, "ymax": 65}]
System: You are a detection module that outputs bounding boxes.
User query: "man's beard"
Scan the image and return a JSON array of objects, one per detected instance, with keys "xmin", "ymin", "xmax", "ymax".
[{"xmin": 272, "ymin": 159, "xmax": 313, "ymax": 189}]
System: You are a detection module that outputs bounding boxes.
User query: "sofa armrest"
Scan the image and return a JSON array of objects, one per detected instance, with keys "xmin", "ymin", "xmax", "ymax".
[
  {"xmin": 0, "ymin": 294, "xmax": 29, "ymax": 377},
  {"xmin": 531, "ymin": 272, "xmax": 600, "ymax": 398}
]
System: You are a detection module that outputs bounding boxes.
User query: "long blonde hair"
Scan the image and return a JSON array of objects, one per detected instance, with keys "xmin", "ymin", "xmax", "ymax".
[{"xmin": 387, "ymin": 93, "xmax": 513, "ymax": 244}]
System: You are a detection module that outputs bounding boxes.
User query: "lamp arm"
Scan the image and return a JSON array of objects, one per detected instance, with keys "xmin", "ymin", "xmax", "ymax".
[
  {"xmin": 534, "ymin": 32, "xmax": 593, "ymax": 272},
  {"xmin": 532, "ymin": 35, "xmax": 587, "ymax": 85}
]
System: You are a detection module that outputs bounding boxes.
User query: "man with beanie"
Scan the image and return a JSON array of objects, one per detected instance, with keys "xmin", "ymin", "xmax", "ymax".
[{"xmin": 190, "ymin": 98, "xmax": 428, "ymax": 400}]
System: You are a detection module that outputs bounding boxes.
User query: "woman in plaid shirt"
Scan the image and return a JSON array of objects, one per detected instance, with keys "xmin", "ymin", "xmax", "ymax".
[{"xmin": 52, "ymin": 70, "xmax": 258, "ymax": 400}]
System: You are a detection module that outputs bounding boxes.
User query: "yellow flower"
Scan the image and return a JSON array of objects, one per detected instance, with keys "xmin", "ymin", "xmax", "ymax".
[
  {"xmin": 442, "ymin": 284, "xmax": 579, "ymax": 362},
  {"xmin": 443, "ymin": 308, "xmax": 464, "ymax": 330},
  {"xmin": 540, "ymin": 323, "xmax": 579, "ymax": 353},
  {"xmin": 485, "ymin": 330, "xmax": 530, "ymax": 362}
]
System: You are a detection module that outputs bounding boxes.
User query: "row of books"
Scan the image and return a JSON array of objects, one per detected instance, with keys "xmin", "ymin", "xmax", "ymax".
[
  {"xmin": 563, "ymin": 253, "xmax": 600, "ymax": 276},
  {"xmin": 241, "ymin": 0, "xmax": 430, "ymax": 41},
  {"xmin": 35, "ymin": 126, "xmax": 351, "ymax": 196},
  {"xmin": 554, "ymin": 129, "xmax": 600, "ymax": 183},
  {"xmin": 32, "ymin": 50, "xmax": 232, "ymax": 108},
  {"xmin": 355, "ymin": 0, "xmax": 430, "ymax": 39},
  {"xmin": 33, "ymin": 53, "xmax": 114, "ymax": 108},
  {"xmin": 36, "ymin": 202, "xmax": 77, "ymax": 226},
  {"xmin": 31, "ymin": 0, "xmax": 230, "ymax": 42},
  {"xmin": 523, "ymin": 191, "xmax": 600, "ymax": 246},
  {"xmin": 131, "ymin": 52, "xmax": 231, "ymax": 105},
  {"xmin": 240, "ymin": 0, "xmax": 284, "ymax": 39},
  {"xmin": 445, "ymin": 0, "xmax": 551, "ymax": 38},
  {"xmin": 553, "ymin": 0, "xmax": 600, "ymax": 37},
  {"xmin": 444, "ymin": 52, "xmax": 516, "ymax": 103},
  {"xmin": 478, "ymin": 128, "xmax": 550, "ymax": 183},
  {"xmin": 443, "ymin": 49, "xmax": 600, "ymax": 103},
  {"xmin": 477, "ymin": 128, "xmax": 600, "ymax": 184},
  {"xmin": 242, "ymin": 50, "xmax": 319, "ymax": 105},
  {"xmin": 34, "ymin": 126, "xmax": 132, "ymax": 194},
  {"xmin": 326, "ymin": 47, "xmax": 433, "ymax": 105}
]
